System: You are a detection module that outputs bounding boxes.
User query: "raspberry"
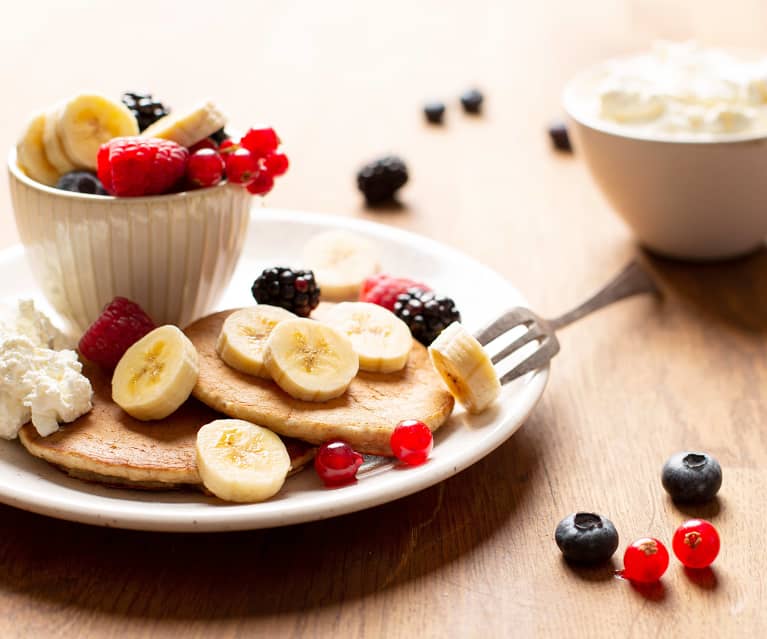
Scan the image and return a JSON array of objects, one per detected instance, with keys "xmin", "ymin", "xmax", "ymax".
[
  {"xmin": 78, "ymin": 297, "xmax": 156, "ymax": 369},
  {"xmin": 97, "ymin": 137, "xmax": 189, "ymax": 197},
  {"xmin": 359, "ymin": 274, "xmax": 431, "ymax": 312},
  {"xmin": 186, "ymin": 148, "xmax": 224, "ymax": 188}
]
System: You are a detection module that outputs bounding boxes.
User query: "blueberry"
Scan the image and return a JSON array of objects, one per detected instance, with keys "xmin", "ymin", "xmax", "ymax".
[
  {"xmin": 460, "ymin": 89, "xmax": 483, "ymax": 114},
  {"xmin": 424, "ymin": 101, "xmax": 445, "ymax": 124},
  {"xmin": 56, "ymin": 171, "xmax": 107, "ymax": 195},
  {"xmin": 662, "ymin": 451, "xmax": 722, "ymax": 503},
  {"xmin": 548, "ymin": 121, "xmax": 572, "ymax": 152},
  {"xmin": 555, "ymin": 512, "xmax": 619, "ymax": 563}
]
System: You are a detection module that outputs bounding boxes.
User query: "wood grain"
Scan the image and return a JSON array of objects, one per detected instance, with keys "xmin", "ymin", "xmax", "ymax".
[{"xmin": 0, "ymin": 1, "xmax": 766, "ymax": 636}]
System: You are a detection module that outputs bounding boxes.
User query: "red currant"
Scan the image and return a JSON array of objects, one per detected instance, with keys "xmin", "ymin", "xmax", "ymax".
[
  {"xmin": 186, "ymin": 148, "xmax": 224, "ymax": 188},
  {"xmin": 225, "ymin": 148, "xmax": 259, "ymax": 185},
  {"xmin": 264, "ymin": 152, "xmax": 289, "ymax": 177},
  {"xmin": 188, "ymin": 138, "xmax": 218, "ymax": 154},
  {"xmin": 314, "ymin": 440, "xmax": 363, "ymax": 487},
  {"xmin": 240, "ymin": 126, "xmax": 279, "ymax": 157},
  {"xmin": 218, "ymin": 138, "xmax": 238, "ymax": 156},
  {"xmin": 246, "ymin": 171, "xmax": 275, "ymax": 196},
  {"xmin": 672, "ymin": 519, "xmax": 720, "ymax": 569},
  {"xmin": 622, "ymin": 537, "xmax": 669, "ymax": 583},
  {"xmin": 390, "ymin": 419, "xmax": 433, "ymax": 466}
]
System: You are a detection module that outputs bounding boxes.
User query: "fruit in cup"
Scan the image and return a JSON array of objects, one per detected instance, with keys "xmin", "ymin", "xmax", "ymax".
[
  {"xmin": 140, "ymin": 100, "xmax": 226, "ymax": 148},
  {"xmin": 622, "ymin": 537, "xmax": 669, "ymax": 583},
  {"xmin": 314, "ymin": 440, "xmax": 364, "ymax": 486},
  {"xmin": 186, "ymin": 148, "xmax": 225, "ymax": 188},
  {"xmin": 390, "ymin": 419, "xmax": 433, "ymax": 465},
  {"xmin": 120, "ymin": 91, "xmax": 170, "ymax": 132},
  {"xmin": 554, "ymin": 512, "xmax": 620, "ymax": 563},
  {"xmin": 662, "ymin": 451, "xmax": 722, "ymax": 503},
  {"xmin": 56, "ymin": 171, "xmax": 107, "ymax": 195},
  {"xmin": 672, "ymin": 519, "xmax": 720, "ymax": 569},
  {"xmin": 225, "ymin": 147, "xmax": 260, "ymax": 185}
]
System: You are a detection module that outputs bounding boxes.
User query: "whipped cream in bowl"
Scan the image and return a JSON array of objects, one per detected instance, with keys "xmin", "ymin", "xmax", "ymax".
[{"xmin": 563, "ymin": 42, "xmax": 767, "ymax": 260}]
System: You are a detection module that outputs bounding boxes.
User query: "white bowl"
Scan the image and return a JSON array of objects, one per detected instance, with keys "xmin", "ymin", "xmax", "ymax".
[
  {"xmin": 7, "ymin": 150, "xmax": 253, "ymax": 331},
  {"xmin": 564, "ymin": 65, "xmax": 767, "ymax": 261}
]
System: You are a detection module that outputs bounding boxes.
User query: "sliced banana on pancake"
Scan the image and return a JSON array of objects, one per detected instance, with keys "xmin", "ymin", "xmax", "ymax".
[
  {"xmin": 428, "ymin": 321, "xmax": 501, "ymax": 414},
  {"xmin": 323, "ymin": 301, "xmax": 412, "ymax": 373},
  {"xmin": 264, "ymin": 318, "xmax": 358, "ymax": 402},
  {"xmin": 196, "ymin": 419, "xmax": 290, "ymax": 502},
  {"xmin": 302, "ymin": 230, "xmax": 380, "ymax": 300},
  {"xmin": 112, "ymin": 325, "xmax": 200, "ymax": 421},
  {"xmin": 216, "ymin": 305, "xmax": 296, "ymax": 379}
]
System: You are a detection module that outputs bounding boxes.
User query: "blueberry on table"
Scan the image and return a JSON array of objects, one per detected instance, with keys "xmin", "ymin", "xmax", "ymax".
[
  {"xmin": 662, "ymin": 451, "xmax": 722, "ymax": 503},
  {"xmin": 424, "ymin": 101, "xmax": 446, "ymax": 124},
  {"xmin": 555, "ymin": 512, "xmax": 619, "ymax": 563},
  {"xmin": 548, "ymin": 121, "xmax": 572, "ymax": 152},
  {"xmin": 460, "ymin": 89, "xmax": 484, "ymax": 114},
  {"xmin": 56, "ymin": 171, "xmax": 107, "ymax": 195}
]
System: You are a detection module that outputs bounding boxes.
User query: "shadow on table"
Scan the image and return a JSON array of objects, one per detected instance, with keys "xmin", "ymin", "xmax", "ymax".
[
  {"xmin": 0, "ymin": 422, "xmax": 546, "ymax": 621},
  {"xmin": 642, "ymin": 246, "xmax": 767, "ymax": 333}
]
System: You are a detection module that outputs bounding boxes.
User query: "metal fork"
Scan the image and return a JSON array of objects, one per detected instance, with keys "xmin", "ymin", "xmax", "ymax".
[{"xmin": 475, "ymin": 260, "xmax": 660, "ymax": 384}]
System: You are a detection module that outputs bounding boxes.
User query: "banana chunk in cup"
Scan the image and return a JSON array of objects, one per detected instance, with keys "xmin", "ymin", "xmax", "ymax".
[{"xmin": 112, "ymin": 325, "xmax": 199, "ymax": 421}]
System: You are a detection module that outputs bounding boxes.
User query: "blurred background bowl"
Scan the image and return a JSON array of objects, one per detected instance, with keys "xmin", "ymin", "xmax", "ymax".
[{"xmin": 8, "ymin": 149, "xmax": 252, "ymax": 332}]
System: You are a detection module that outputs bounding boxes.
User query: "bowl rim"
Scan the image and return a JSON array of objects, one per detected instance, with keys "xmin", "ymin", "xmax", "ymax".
[
  {"xmin": 7, "ymin": 148, "xmax": 233, "ymax": 202},
  {"xmin": 562, "ymin": 57, "xmax": 767, "ymax": 146}
]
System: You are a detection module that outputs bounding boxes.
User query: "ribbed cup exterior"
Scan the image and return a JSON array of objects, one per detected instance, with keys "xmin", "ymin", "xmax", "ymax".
[{"xmin": 8, "ymin": 152, "xmax": 252, "ymax": 332}]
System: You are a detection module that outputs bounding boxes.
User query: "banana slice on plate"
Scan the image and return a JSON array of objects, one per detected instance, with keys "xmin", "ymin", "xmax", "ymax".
[
  {"xmin": 58, "ymin": 93, "xmax": 139, "ymax": 169},
  {"xmin": 42, "ymin": 105, "xmax": 78, "ymax": 174},
  {"xmin": 216, "ymin": 306, "xmax": 297, "ymax": 378},
  {"xmin": 196, "ymin": 419, "xmax": 290, "ymax": 503},
  {"xmin": 16, "ymin": 112, "xmax": 60, "ymax": 186},
  {"xmin": 428, "ymin": 321, "xmax": 501, "ymax": 414},
  {"xmin": 302, "ymin": 230, "xmax": 380, "ymax": 300},
  {"xmin": 323, "ymin": 301, "xmax": 412, "ymax": 373},
  {"xmin": 264, "ymin": 318, "xmax": 359, "ymax": 402},
  {"xmin": 112, "ymin": 325, "xmax": 200, "ymax": 421},
  {"xmin": 141, "ymin": 100, "xmax": 227, "ymax": 147}
]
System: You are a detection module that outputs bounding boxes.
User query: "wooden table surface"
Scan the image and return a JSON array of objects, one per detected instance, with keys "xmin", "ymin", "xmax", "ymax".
[{"xmin": 1, "ymin": 1, "xmax": 765, "ymax": 636}]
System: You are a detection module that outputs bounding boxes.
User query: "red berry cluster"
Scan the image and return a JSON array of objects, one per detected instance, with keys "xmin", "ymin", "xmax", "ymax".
[
  {"xmin": 186, "ymin": 127, "xmax": 289, "ymax": 195},
  {"xmin": 314, "ymin": 419, "xmax": 434, "ymax": 487},
  {"xmin": 96, "ymin": 127, "xmax": 288, "ymax": 197}
]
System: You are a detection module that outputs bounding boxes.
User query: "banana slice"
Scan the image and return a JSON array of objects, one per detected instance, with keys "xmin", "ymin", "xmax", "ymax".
[
  {"xmin": 302, "ymin": 230, "xmax": 380, "ymax": 300},
  {"xmin": 16, "ymin": 112, "xmax": 60, "ymax": 186},
  {"xmin": 428, "ymin": 321, "xmax": 501, "ymax": 414},
  {"xmin": 141, "ymin": 100, "xmax": 227, "ymax": 148},
  {"xmin": 264, "ymin": 318, "xmax": 359, "ymax": 402},
  {"xmin": 323, "ymin": 302, "xmax": 412, "ymax": 373},
  {"xmin": 216, "ymin": 306, "xmax": 297, "ymax": 378},
  {"xmin": 58, "ymin": 93, "xmax": 139, "ymax": 170},
  {"xmin": 196, "ymin": 419, "xmax": 290, "ymax": 503},
  {"xmin": 42, "ymin": 105, "xmax": 78, "ymax": 174},
  {"xmin": 112, "ymin": 325, "xmax": 200, "ymax": 421}
]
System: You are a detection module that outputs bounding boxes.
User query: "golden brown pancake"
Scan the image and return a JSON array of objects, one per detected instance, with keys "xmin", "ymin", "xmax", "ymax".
[
  {"xmin": 19, "ymin": 364, "xmax": 316, "ymax": 490},
  {"xmin": 185, "ymin": 308, "xmax": 455, "ymax": 456}
]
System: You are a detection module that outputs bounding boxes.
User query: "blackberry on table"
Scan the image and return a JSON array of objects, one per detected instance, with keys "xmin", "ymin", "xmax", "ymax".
[
  {"xmin": 393, "ymin": 288, "xmax": 461, "ymax": 345},
  {"xmin": 121, "ymin": 91, "xmax": 170, "ymax": 132},
  {"xmin": 356, "ymin": 155, "xmax": 408, "ymax": 205},
  {"xmin": 251, "ymin": 267, "xmax": 320, "ymax": 317}
]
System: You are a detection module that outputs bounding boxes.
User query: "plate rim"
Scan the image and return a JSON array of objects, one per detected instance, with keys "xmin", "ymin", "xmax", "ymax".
[{"xmin": 0, "ymin": 208, "xmax": 549, "ymax": 532}]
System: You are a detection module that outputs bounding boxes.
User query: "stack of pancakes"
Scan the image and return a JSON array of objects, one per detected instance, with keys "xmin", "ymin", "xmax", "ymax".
[{"xmin": 19, "ymin": 309, "xmax": 455, "ymax": 492}]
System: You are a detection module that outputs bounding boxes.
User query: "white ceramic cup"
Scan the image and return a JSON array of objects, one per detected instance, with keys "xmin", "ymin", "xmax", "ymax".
[
  {"xmin": 564, "ymin": 66, "xmax": 767, "ymax": 261},
  {"xmin": 8, "ymin": 149, "xmax": 253, "ymax": 331}
]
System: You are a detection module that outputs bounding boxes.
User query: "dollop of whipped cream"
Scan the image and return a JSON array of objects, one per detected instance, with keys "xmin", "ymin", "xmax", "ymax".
[
  {"xmin": 0, "ymin": 300, "xmax": 92, "ymax": 439},
  {"xmin": 597, "ymin": 41, "xmax": 767, "ymax": 135}
]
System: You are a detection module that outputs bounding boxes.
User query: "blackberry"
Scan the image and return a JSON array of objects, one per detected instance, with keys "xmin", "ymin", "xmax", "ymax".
[
  {"xmin": 548, "ymin": 120, "xmax": 572, "ymax": 152},
  {"xmin": 555, "ymin": 512, "xmax": 619, "ymax": 564},
  {"xmin": 460, "ymin": 88, "xmax": 484, "ymax": 114},
  {"xmin": 56, "ymin": 171, "xmax": 107, "ymax": 195},
  {"xmin": 251, "ymin": 267, "xmax": 320, "ymax": 317},
  {"xmin": 210, "ymin": 128, "xmax": 230, "ymax": 145},
  {"xmin": 121, "ymin": 91, "xmax": 170, "ymax": 132},
  {"xmin": 356, "ymin": 155, "xmax": 408, "ymax": 205},
  {"xmin": 424, "ymin": 101, "xmax": 445, "ymax": 124},
  {"xmin": 393, "ymin": 288, "xmax": 460, "ymax": 345}
]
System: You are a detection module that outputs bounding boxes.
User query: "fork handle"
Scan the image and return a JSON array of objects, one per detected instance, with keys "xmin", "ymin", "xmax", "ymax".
[{"xmin": 547, "ymin": 260, "xmax": 659, "ymax": 331}]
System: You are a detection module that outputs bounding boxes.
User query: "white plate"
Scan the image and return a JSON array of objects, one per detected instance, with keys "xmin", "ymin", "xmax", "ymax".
[{"xmin": 0, "ymin": 209, "xmax": 548, "ymax": 532}]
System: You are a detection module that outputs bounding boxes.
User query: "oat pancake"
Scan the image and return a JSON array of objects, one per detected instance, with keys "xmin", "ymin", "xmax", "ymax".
[
  {"xmin": 19, "ymin": 364, "xmax": 316, "ymax": 490},
  {"xmin": 185, "ymin": 308, "xmax": 455, "ymax": 456}
]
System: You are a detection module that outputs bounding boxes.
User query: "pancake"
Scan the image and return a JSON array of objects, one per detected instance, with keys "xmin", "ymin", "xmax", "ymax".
[
  {"xmin": 19, "ymin": 364, "xmax": 316, "ymax": 490},
  {"xmin": 185, "ymin": 308, "xmax": 455, "ymax": 456}
]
